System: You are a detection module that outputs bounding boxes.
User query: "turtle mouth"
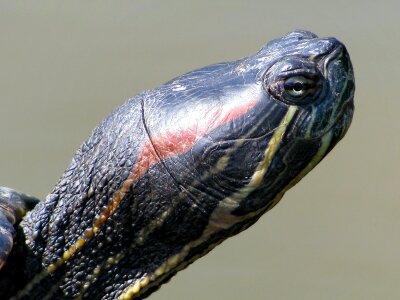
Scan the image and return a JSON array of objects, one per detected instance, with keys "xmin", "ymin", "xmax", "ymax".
[
  {"xmin": 306, "ymin": 80, "xmax": 354, "ymax": 142},
  {"xmin": 324, "ymin": 99, "xmax": 354, "ymax": 139},
  {"xmin": 314, "ymin": 42, "xmax": 355, "ymax": 140}
]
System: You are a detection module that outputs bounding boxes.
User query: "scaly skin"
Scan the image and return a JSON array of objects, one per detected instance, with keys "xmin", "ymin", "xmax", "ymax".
[{"xmin": 0, "ymin": 30, "xmax": 354, "ymax": 300}]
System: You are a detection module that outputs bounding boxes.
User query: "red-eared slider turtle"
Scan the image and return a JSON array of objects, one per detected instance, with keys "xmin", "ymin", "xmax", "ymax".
[{"xmin": 0, "ymin": 30, "xmax": 354, "ymax": 299}]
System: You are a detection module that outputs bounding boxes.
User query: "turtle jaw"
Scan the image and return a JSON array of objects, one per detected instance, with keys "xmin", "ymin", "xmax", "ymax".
[
  {"xmin": 319, "ymin": 47, "xmax": 355, "ymax": 142},
  {"xmin": 299, "ymin": 39, "xmax": 355, "ymax": 143},
  {"xmin": 319, "ymin": 98, "xmax": 354, "ymax": 154}
]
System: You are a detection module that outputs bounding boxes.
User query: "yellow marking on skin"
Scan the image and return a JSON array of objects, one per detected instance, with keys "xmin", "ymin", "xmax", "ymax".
[
  {"xmin": 154, "ymin": 266, "xmax": 166, "ymax": 276},
  {"xmin": 93, "ymin": 266, "xmax": 101, "ymax": 276},
  {"xmin": 62, "ymin": 250, "xmax": 71, "ymax": 260},
  {"xmin": 16, "ymin": 163, "xmax": 148, "ymax": 298},
  {"xmin": 208, "ymin": 105, "xmax": 297, "ymax": 228},
  {"xmin": 47, "ymin": 264, "xmax": 57, "ymax": 273},
  {"xmin": 107, "ymin": 257, "xmax": 115, "ymax": 264},
  {"xmin": 259, "ymin": 125, "xmax": 333, "ymax": 214},
  {"xmin": 17, "ymin": 207, "xmax": 28, "ymax": 220},
  {"xmin": 119, "ymin": 237, "xmax": 226, "ymax": 300},
  {"xmin": 77, "ymin": 202, "xmax": 178, "ymax": 294},
  {"xmin": 195, "ymin": 102, "xmax": 280, "ymax": 190},
  {"xmin": 141, "ymin": 277, "xmax": 150, "ymax": 286},
  {"xmin": 131, "ymin": 282, "xmax": 141, "ymax": 294},
  {"xmin": 136, "ymin": 208, "xmax": 173, "ymax": 245},
  {"xmin": 75, "ymin": 252, "xmax": 125, "ymax": 300},
  {"xmin": 118, "ymin": 106, "xmax": 298, "ymax": 300},
  {"xmin": 215, "ymin": 155, "xmax": 229, "ymax": 171},
  {"xmin": 203, "ymin": 102, "xmax": 280, "ymax": 178},
  {"xmin": 283, "ymin": 130, "xmax": 332, "ymax": 192},
  {"xmin": 167, "ymin": 254, "xmax": 180, "ymax": 267},
  {"xmin": 44, "ymin": 155, "xmax": 150, "ymax": 278},
  {"xmin": 305, "ymin": 105, "xmax": 317, "ymax": 138},
  {"xmin": 119, "ymin": 276, "xmax": 154, "ymax": 300}
]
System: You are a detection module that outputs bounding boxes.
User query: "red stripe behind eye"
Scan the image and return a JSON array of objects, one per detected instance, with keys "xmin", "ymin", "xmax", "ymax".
[{"xmin": 133, "ymin": 95, "xmax": 260, "ymax": 177}]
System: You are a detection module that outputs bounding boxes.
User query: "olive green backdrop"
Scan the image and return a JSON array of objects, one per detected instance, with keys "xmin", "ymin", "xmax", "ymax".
[{"xmin": 0, "ymin": 1, "xmax": 398, "ymax": 299}]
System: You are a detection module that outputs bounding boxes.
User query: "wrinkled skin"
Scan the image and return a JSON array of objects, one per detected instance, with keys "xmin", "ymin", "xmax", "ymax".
[{"xmin": 0, "ymin": 30, "xmax": 354, "ymax": 299}]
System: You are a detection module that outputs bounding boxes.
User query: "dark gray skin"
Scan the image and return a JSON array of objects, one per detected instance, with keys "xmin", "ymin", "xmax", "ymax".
[{"xmin": 0, "ymin": 30, "xmax": 354, "ymax": 299}]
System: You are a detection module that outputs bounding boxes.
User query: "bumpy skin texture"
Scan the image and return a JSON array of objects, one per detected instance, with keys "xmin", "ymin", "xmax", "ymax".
[
  {"xmin": 0, "ymin": 30, "xmax": 354, "ymax": 299},
  {"xmin": 0, "ymin": 188, "xmax": 39, "ymax": 297}
]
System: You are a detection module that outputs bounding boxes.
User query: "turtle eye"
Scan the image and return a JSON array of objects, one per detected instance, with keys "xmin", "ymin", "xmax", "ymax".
[
  {"xmin": 263, "ymin": 58, "xmax": 325, "ymax": 105},
  {"xmin": 283, "ymin": 76, "xmax": 318, "ymax": 99}
]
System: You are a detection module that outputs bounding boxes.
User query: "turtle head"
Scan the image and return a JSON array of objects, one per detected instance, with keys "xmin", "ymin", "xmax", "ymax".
[{"xmin": 209, "ymin": 30, "xmax": 355, "ymax": 216}]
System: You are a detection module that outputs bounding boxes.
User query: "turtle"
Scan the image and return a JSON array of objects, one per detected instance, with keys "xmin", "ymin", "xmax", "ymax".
[{"xmin": 0, "ymin": 30, "xmax": 355, "ymax": 300}]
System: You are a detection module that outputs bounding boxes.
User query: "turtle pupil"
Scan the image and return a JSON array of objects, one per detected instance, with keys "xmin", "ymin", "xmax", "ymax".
[
  {"xmin": 283, "ymin": 75, "xmax": 319, "ymax": 100},
  {"xmin": 293, "ymin": 82, "xmax": 304, "ymax": 92}
]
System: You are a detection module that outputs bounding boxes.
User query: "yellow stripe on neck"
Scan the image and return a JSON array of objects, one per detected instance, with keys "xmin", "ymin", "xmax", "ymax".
[{"xmin": 208, "ymin": 104, "xmax": 298, "ymax": 228}]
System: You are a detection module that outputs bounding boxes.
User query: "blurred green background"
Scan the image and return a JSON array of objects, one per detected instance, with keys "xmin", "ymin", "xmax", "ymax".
[{"xmin": 0, "ymin": 1, "xmax": 399, "ymax": 299}]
